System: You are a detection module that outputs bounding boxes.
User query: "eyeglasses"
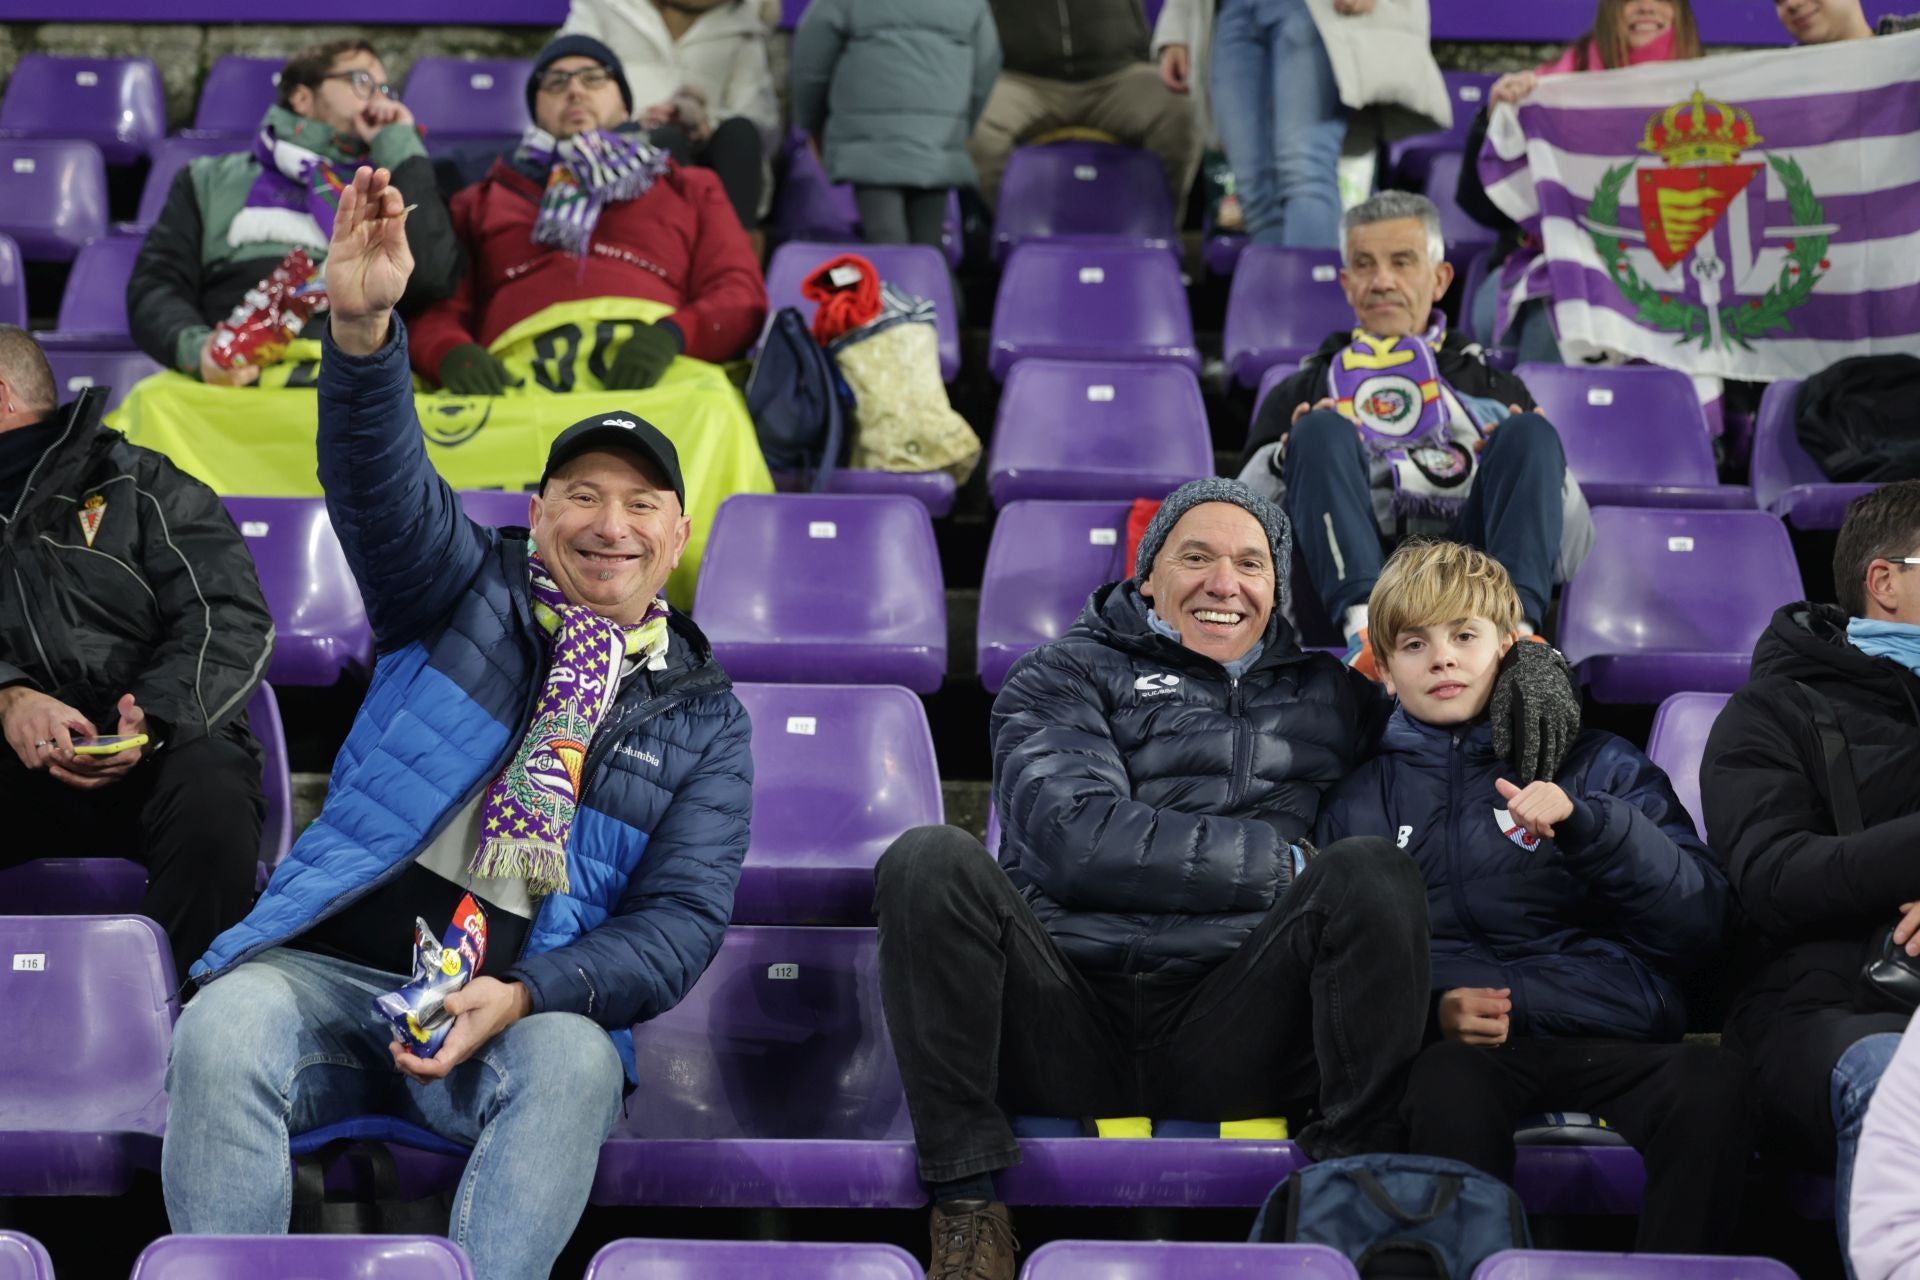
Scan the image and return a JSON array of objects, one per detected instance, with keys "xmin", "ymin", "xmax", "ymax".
[
  {"xmin": 537, "ymin": 66, "xmax": 613, "ymax": 96},
  {"xmin": 1890, "ymin": 557, "xmax": 1920, "ymax": 567},
  {"xmin": 322, "ymin": 69, "xmax": 399, "ymax": 101}
]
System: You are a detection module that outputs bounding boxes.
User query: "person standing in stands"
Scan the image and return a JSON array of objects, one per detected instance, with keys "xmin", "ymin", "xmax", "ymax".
[
  {"xmin": 1704, "ymin": 482, "xmax": 1920, "ymax": 1278},
  {"xmin": 1775, "ymin": 0, "xmax": 1920, "ymax": 42},
  {"xmin": 0, "ymin": 325, "xmax": 272, "ymax": 982},
  {"xmin": 409, "ymin": 34, "xmax": 766, "ymax": 396},
  {"xmin": 791, "ymin": 0, "xmax": 1001, "ymax": 249},
  {"xmin": 127, "ymin": 39, "xmax": 463, "ymax": 387},
  {"xmin": 560, "ymin": 0, "xmax": 779, "ymax": 229},
  {"xmin": 161, "ymin": 165, "xmax": 754, "ymax": 1280}
]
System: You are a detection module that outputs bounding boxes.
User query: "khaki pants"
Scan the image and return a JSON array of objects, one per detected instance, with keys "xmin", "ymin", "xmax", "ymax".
[{"xmin": 967, "ymin": 63, "xmax": 1201, "ymax": 211}]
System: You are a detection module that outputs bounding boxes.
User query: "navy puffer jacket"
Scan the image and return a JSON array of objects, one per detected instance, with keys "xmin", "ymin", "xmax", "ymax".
[
  {"xmin": 992, "ymin": 581, "xmax": 1385, "ymax": 980},
  {"xmin": 1317, "ymin": 711, "xmax": 1726, "ymax": 1042}
]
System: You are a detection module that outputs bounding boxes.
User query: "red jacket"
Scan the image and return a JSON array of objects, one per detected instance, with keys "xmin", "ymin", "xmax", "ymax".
[{"xmin": 410, "ymin": 156, "xmax": 767, "ymax": 380}]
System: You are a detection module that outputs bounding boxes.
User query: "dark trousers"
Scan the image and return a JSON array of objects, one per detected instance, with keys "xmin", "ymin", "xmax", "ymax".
[
  {"xmin": 874, "ymin": 824, "xmax": 1431, "ymax": 1183},
  {"xmin": 1284, "ymin": 409, "xmax": 1567, "ymax": 626},
  {"xmin": 853, "ymin": 185, "xmax": 949, "ymax": 250},
  {"xmin": 1402, "ymin": 1037, "xmax": 1753, "ymax": 1254},
  {"xmin": 649, "ymin": 116, "xmax": 765, "ymax": 229},
  {"xmin": 0, "ymin": 732, "xmax": 263, "ymax": 981}
]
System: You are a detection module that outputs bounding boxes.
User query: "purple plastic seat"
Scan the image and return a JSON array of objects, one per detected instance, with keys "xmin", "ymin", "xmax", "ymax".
[
  {"xmin": 977, "ymin": 500, "xmax": 1130, "ymax": 692},
  {"xmin": 190, "ymin": 56, "xmax": 283, "ymax": 137},
  {"xmin": 991, "ymin": 142, "xmax": 1177, "ymax": 263},
  {"xmin": 820, "ymin": 467, "xmax": 958, "ymax": 519},
  {"xmin": 133, "ymin": 133, "xmax": 240, "ymax": 230},
  {"xmin": 1647, "ymin": 691, "xmax": 1730, "ymax": 841},
  {"xmin": 43, "ymin": 348, "xmax": 164, "ymax": 417},
  {"xmin": 1001, "ymin": 1136, "xmax": 1307, "ymax": 1207},
  {"xmin": 0, "ymin": 234, "xmax": 22, "ymax": 328},
  {"xmin": 771, "ymin": 132, "xmax": 862, "ymax": 244},
  {"xmin": 1458, "ymin": 245, "xmax": 1493, "ymax": 346},
  {"xmin": 1516, "ymin": 363, "xmax": 1750, "ymax": 509},
  {"xmin": 990, "ymin": 243, "xmax": 1198, "ymax": 380},
  {"xmin": 779, "ymin": 0, "xmax": 811, "ymax": 28},
  {"xmin": 39, "ymin": 234, "xmax": 144, "ymax": 345},
  {"xmin": 131, "ymin": 1236, "xmax": 475, "ymax": 1280},
  {"xmin": 1472, "ymin": 1250, "xmax": 1798, "ymax": 1280},
  {"xmin": 1511, "ymin": 1139, "xmax": 1647, "ymax": 1216},
  {"xmin": 1203, "ymin": 233, "xmax": 1247, "ymax": 278},
  {"xmin": 1424, "ymin": 151, "xmax": 1498, "ymax": 262},
  {"xmin": 0, "ymin": 915, "xmax": 174, "ymax": 1195},
  {"xmin": 1223, "ymin": 245, "xmax": 1348, "ymax": 388},
  {"xmin": 694, "ymin": 494, "xmax": 947, "ymax": 692},
  {"xmin": 587, "ymin": 1239, "xmax": 920, "ymax": 1280},
  {"xmin": 729, "ymin": 683, "xmax": 943, "ymax": 924},
  {"xmin": 592, "ymin": 925, "xmax": 925, "ymax": 1208},
  {"xmin": 1390, "ymin": 71, "xmax": 1494, "ymax": 189},
  {"xmin": 0, "ymin": 140, "xmax": 109, "ymax": 263},
  {"xmin": 1559, "ymin": 507, "xmax": 1803, "ymax": 705},
  {"xmin": 1750, "ymin": 378, "xmax": 1880, "ymax": 528},
  {"xmin": 1022, "ymin": 1241, "xmax": 1361, "ymax": 1279},
  {"xmin": 401, "ymin": 58, "xmax": 534, "ymax": 141},
  {"xmin": 0, "ymin": 1234, "xmax": 51, "ymax": 1280},
  {"xmin": 456, "ymin": 486, "xmax": 532, "ymax": 529},
  {"xmin": 224, "ymin": 496, "xmax": 374, "ymax": 687},
  {"xmin": 0, "ymin": 56, "xmax": 164, "ymax": 166},
  {"xmin": 761, "ymin": 240, "xmax": 960, "ymax": 381},
  {"xmin": 988, "ymin": 360, "xmax": 1211, "ymax": 507}
]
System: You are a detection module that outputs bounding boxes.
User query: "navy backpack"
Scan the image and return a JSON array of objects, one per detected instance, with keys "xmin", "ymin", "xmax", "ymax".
[{"xmin": 745, "ymin": 306, "xmax": 847, "ymax": 490}]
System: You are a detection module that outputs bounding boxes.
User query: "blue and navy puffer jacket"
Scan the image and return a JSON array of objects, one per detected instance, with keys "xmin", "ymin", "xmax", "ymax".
[
  {"xmin": 1316, "ymin": 710, "xmax": 1726, "ymax": 1042},
  {"xmin": 192, "ymin": 319, "xmax": 754, "ymax": 1081},
  {"xmin": 992, "ymin": 580, "xmax": 1387, "ymax": 980}
]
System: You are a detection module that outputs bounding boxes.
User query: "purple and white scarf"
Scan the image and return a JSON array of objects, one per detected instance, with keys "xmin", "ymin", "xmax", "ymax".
[
  {"xmin": 515, "ymin": 125, "xmax": 671, "ymax": 257},
  {"xmin": 230, "ymin": 106, "xmax": 364, "ymax": 253},
  {"xmin": 1326, "ymin": 320, "xmax": 1477, "ymax": 521}
]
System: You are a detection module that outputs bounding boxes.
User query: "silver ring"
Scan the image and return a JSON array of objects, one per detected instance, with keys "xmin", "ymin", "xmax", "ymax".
[{"xmin": 32, "ymin": 740, "xmax": 51, "ymax": 749}]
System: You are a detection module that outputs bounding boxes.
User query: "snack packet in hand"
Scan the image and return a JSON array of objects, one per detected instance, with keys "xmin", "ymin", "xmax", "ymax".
[
  {"xmin": 204, "ymin": 248, "xmax": 331, "ymax": 372},
  {"xmin": 374, "ymin": 893, "xmax": 489, "ymax": 1058}
]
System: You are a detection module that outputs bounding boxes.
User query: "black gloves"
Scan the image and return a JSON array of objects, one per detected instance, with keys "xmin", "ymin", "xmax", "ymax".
[
  {"xmin": 437, "ymin": 344, "xmax": 521, "ymax": 396},
  {"xmin": 603, "ymin": 323, "xmax": 683, "ymax": 392},
  {"xmin": 1489, "ymin": 638, "xmax": 1580, "ymax": 783}
]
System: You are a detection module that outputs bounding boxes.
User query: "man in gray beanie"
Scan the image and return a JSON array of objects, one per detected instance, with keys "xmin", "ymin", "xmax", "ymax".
[{"xmin": 871, "ymin": 478, "xmax": 1578, "ymax": 1279}]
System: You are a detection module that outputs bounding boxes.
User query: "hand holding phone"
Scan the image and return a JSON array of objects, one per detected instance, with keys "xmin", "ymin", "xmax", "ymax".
[{"xmin": 70, "ymin": 733, "xmax": 149, "ymax": 757}]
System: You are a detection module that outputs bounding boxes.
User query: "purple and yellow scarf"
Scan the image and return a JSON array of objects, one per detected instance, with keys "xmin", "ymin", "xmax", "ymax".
[{"xmin": 1326, "ymin": 320, "xmax": 1476, "ymax": 521}]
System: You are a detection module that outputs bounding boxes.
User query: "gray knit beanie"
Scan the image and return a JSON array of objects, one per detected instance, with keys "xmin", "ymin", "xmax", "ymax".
[{"xmin": 1134, "ymin": 477, "xmax": 1293, "ymax": 612}]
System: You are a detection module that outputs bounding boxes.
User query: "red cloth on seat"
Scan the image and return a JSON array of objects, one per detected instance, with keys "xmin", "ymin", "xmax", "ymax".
[{"xmin": 799, "ymin": 253, "xmax": 882, "ymax": 346}]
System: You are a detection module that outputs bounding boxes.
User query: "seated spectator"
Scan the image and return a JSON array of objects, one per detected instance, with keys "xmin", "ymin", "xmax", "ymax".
[
  {"xmin": 874, "ymin": 478, "xmax": 1583, "ymax": 1280},
  {"xmin": 791, "ymin": 0, "xmax": 1000, "ymax": 250},
  {"xmin": 1152, "ymin": 0, "xmax": 1451, "ymax": 249},
  {"xmin": 1238, "ymin": 191, "xmax": 1591, "ymax": 673},
  {"xmin": 410, "ymin": 34, "xmax": 767, "ymax": 396},
  {"xmin": 1318, "ymin": 539, "xmax": 1748, "ymax": 1254},
  {"xmin": 0, "ymin": 325, "xmax": 272, "ymax": 980},
  {"xmin": 161, "ymin": 168, "xmax": 753, "ymax": 1279},
  {"xmin": 559, "ymin": 0, "xmax": 778, "ymax": 229},
  {"xmin": 968, "ymin": 0, "xmax": 1201, "ymax": 210},
  {"xmin": 128, "ymin": 39, "xmax": 463, "ymax": 387},
  {"xmin": 1704, "ymin": 480, "xmax": 1920, "ymax": 1276},
  {"xmin": 1777, "ymin": 0, "xmax": 1920, "ymax": 41},
  {"xmin": 1849, "ymin": 1001, "xmax": 1920, "ymax": 1280}
]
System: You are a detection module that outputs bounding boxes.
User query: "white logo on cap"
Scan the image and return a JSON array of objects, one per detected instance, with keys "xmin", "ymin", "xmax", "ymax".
[{"xmin": 602, "ymin": 417, "xmax": 638, "ymax": 430}]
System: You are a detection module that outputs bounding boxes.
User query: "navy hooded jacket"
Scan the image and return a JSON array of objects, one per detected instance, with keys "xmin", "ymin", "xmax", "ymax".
[{"xmin": 1317, "ymin": 710, "xmax": 1726, "ymax": 1042}]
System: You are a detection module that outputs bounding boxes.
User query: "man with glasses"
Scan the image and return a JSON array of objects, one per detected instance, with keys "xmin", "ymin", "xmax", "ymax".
[
  {"xmin": 129, "ymin": 39, "xmax": 464, "ymax": 387},
  {"xmin": 1703, "ymin": 480, "xmax": 1920, "ymax": 1277}
]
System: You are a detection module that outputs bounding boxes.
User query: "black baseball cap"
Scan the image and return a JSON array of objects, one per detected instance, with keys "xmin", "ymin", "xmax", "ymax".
[{"xmin": 540, "ymin": 410, "xmax": 685, "ymax": 510}]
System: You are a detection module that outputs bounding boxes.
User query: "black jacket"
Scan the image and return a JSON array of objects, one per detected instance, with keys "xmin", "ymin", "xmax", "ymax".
[
  {"xmin": 1239, "ymin": 327, "xmax": 1538, "ymax": 472},
  {"xmin": 991, "ymin": 580, "xmax": 1387, "ymax": 979},
  {"xmin": 1702, "ymin": 602, "xmax": 1920, "ymax": 1161},
  {"xmin": 986, "ymin": 0, "xmax": 1150, "ymax": 83},
  {"xmin": 0, "ymin": 390, "xmax": 274, "ymax": 748}
]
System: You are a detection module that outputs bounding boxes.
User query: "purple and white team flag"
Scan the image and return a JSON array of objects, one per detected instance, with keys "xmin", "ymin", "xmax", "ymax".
[{"xmin": 1478, "ymin": 32, "xmax": 1920, "ymax": 381}]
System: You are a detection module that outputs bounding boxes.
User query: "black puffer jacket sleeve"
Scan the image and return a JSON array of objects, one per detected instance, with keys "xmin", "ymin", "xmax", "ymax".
[
  {"xmin": 127, "ymin": 166, "xmax": 214, "ymax": 372},
  {"xmin": 387, "ymin": 151, "xmax": 466, "ymax": 316}
]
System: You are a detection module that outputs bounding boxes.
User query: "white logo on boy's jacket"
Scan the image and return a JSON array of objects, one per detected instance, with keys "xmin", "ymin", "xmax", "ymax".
[
  {"xmin": 1494, "ymin": 808, "xmax": 1541, "ymax": 851},
  {"xmin": 619, "ymin": 744, "xmax": 662, "ymax": 767},
  {"xmin": 1396, "ymin": 825, "xmax": 1413, "ymax": 849}
]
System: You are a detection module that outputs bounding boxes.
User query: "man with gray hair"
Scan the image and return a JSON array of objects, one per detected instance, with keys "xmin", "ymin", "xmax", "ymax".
[
  {"xmin": 872, "ymin": 474, "xmax": 1581, "ymax": 1280},
  {"xmin": 1238, "ymin": 190, "xmax": 1590, "ymax": 677}
]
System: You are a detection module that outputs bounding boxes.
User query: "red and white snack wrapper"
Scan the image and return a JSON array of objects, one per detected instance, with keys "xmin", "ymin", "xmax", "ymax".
[{"xmin": 205, "ymin": 248, "xmax": 331, "ymax": 371}]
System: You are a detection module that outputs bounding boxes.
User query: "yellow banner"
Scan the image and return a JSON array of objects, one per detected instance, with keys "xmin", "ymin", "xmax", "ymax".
[{"xmin": 107, "ymin": 299, "xmax": 773, "ymax": 609}]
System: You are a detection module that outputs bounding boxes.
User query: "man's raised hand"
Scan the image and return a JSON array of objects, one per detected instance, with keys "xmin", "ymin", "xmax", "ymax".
[{"xmin": 328, "ymin": 165, "xmax": 414, "ymax": 355}]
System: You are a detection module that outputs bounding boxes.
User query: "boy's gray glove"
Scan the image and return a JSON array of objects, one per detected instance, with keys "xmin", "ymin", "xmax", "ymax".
[{"xmin": 1488, "ymin": 638, "xmax": 1580, "ymax": 783}]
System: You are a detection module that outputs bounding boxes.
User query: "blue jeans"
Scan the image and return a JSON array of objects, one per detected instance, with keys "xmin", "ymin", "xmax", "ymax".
[
  {"xmin": 1209, "ymin": 0, "xmax": 1347, "ymax": 247},
  {"xmin": 1833, "ymin": 1032, "xmax": 1902, "ymax": 1280},
  {"xmin": 162, "ymin": 947, "xmax": 625, "ymax": 1280}
]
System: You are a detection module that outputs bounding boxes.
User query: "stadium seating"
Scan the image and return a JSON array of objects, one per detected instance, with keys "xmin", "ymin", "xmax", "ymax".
[
  {"xmin": 729, "ymin": 682, "xmax": 943, "ymax": 924},
  {"xmin": 130, "ymin": 1236, "xmax": 474, "ymax": 1280},
  {"xmin": 760, "ymin": 240, "xmax": 960, "ymax": 382},
  {"xmin": 188, "ymin": 56, "xmax": 282, "ymax": 138},
  {"xmin": 977, "ymin": 500, "xmax": 1131, "ymax": 692},
  {"xmin": 0, "ymin": 234, "xmax": 23, "ymax": 329},
  {"xmin": 224, "ymin": 496, "xmax": 375, "ymax": 687},
  {"xmin": 456, "ymin": 486, "xmax": 531, "ymax": 528},
  {"xmin": 694, "ymin": 493, "xmax": 947, "ymax": 692},
  {"xmin": 399, "ymin": 57, "xmax": 533, "ymax": 143},
  {"xmin": 585, "ymin": 1239, "xmax": 920, "ymax": 1280},
  {"xmin": 40, "ymin": 234, "xmax": 142, "ymax": 347},
  {"xmin": 132, "ymin": 133, "xmax": 240, "ymax": 231},
  {"xmin": 1424, "ymin": 151, "xmax": 1498, "ymax": 261},
  {"xmin": 1559, "ymin": 507, "xmax": 1803, "ymax": 704},
  {"xmin": 1750, "ymin": 378, "xmax": 1879, "ymax": 528},
  {"xmin": 990, "ymin": 243, "xmax": 1199, "ymax": 380},
  {"xmin": 1390, "ymin": 70, "xmax": 1496, "ymax": 189},
  {"xmin": 42, "ymin": 348, "xmax": 164, "ymax": 416},
  {"xmin": 1457, "ymin": 246, "xmax": 1493, "ymax": 346},
  {"xmin": 768, "ymin": 130, "xmax": 963, "ymax": 266},
  {"xmin": 1647, "ymin": 691, "xmax": 1731, "ymax": 840},
  {"xmin": 988, "ymin": 360, "xmax": 1211, "ymax": 507},
  {"xmin": 0, "ymin": 55, "xmax": 164, "ymax": 167},
  {"xmin": 1472, "ymin": 1251, "xmax": 1798, "ymax": 1280},
  {"xmin": 1516, "ymin": 363, "xmax": 1750, "ymax": 508},
  {"xmin": 813, "ymin": 467, "xmax": 958, "ymax": 520},
  {"xmin": 0, "ymin": 1234, "xmax": 51, "ymax": 1280},
  {"xmin": 991, "ymin": 142, "xmax": 1177, "ymax": 263},
  {"xmin": 0, "ymin": 915, "xmax": 174, "ymax": 1196},
  {"xmin": 0, "ymin": 140, "xmax": 110, "ymax": 263},
  {"xmin": 1223, "ymin": 245, "xmax": 1348, "ymax": 388},
  {"xmin": 1021, "ymin": 1241, "xmax": 1361, "ymax": 1278}
]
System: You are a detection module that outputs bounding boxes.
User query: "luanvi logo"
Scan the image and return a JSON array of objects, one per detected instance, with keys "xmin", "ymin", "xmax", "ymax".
[{"xmin": 1133, "ymin": 673, "xmax": 1182, "ymax": 696}]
